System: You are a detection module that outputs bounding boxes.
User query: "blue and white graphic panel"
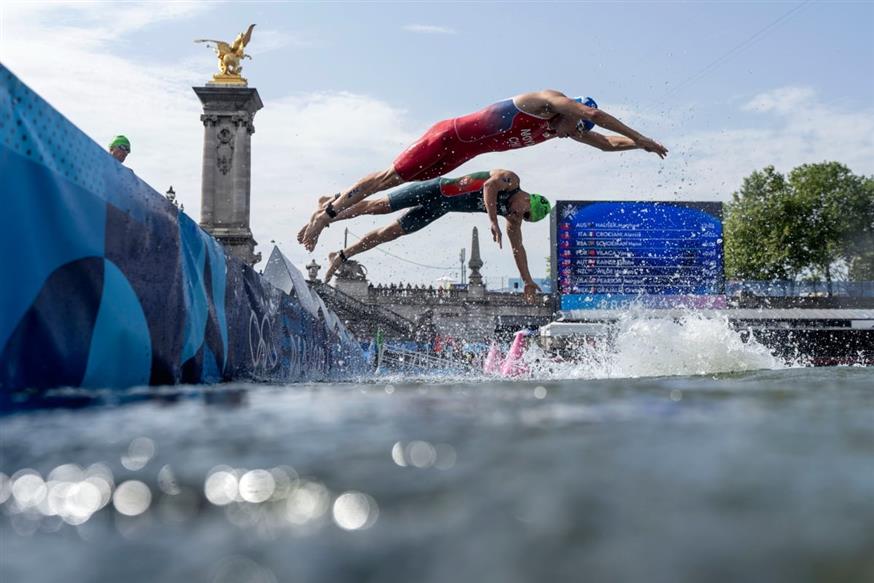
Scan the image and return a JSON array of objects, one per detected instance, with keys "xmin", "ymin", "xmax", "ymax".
[{"xmin": 552, "ymin": 201, "xmax": 725, "ymax": 311}]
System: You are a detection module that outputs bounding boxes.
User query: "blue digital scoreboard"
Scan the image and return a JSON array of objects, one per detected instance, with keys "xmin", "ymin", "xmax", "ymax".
[{"xmin": 551, "ymin": 201, "xmax": 725, "ymax": 311}]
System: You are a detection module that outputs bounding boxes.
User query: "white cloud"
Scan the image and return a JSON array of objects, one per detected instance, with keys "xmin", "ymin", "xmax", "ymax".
[
  {"xmin": 696, "ymin": 86, "xmax": 874, "ymax": 188},
  {"xmin": 2, "ymin": 1, "xmax": 211, "ymax": 42},
  {"xmin": 742, "ymin": 86, "xmax": 816, "ymax": 115},
  {"xmin": 245, "ymin": 28, "xmax": 323, "ymax": 55},
  {"xmin": 403, "ymin": 24, "xmax": 457, "ymax": 35}
]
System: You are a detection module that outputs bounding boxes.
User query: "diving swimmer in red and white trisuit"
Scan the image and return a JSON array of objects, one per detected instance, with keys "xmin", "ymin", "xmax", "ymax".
[{"xmin": 298, "ymin": 89, "xmax": 668, "ymax": 251}]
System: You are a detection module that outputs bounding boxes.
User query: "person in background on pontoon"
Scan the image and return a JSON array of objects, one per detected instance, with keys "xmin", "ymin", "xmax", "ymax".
[{"xmin": 108, "ymin": 135, "xmax": 131, "ymax": 163}]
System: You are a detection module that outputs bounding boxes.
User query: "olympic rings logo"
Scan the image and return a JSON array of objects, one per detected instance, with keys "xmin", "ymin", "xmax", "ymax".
[{"xmin": 249, "ymin": 311, "xmax": 279, "ymax": 371}]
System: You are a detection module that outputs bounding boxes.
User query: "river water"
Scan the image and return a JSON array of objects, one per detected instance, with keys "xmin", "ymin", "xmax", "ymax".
[{"xmin": 1, "ymin": 317, "xmax": 872, "ymax": 583}]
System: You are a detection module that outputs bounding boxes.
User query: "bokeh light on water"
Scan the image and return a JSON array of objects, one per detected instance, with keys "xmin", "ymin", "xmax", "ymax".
[
  {"xmin": 121, "ymin": 437, "xmax": 156, "ymax": 471},
  {"xmin": 112, "ymin": 481, "xmax": 152, "ymax": 516},
  {"xmin": 0, "ymin": 456, "xmax": 380, "ymax": 541},
  {"xmin": 11, "ymin": 470, "xmax": 46, "ymax": 509},
  {"xmin": 391, "ymin": 440, "xmax": 456, "ymax": 470},
  {"xmin": 0, "ymin": 473, "xmax": 11, "ymax": 503},
  {"xmin": 285, "ymin": 481, "xmax": 331, "ymax": 526},
  {"xmin": 157, "ymin": 464, "xmax": 180, "ymax": 495},
  {"xmin": 332, "ymin": 491, "xmax": 378, "ymax": 531},
  {"xmin": 238, "ymin": 470, "xmax": 275, "ymax": 503},
  {"xmin": 204, "ymin": 468, "xmax": 239, "ymax": 506}
]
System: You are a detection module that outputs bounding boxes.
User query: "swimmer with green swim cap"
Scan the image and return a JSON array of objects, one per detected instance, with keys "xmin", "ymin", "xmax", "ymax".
[
  {"xmin": 319, "ymin": 169, "xmax": 550, "ymax": 303},
  {"xmin": 528, "ymin": 193, "xmax": 551, "ymax": 223}
]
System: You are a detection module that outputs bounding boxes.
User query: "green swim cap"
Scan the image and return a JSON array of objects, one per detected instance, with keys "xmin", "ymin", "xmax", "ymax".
[
  {"xmin": 109, "ymin": 135, "xmax": 131, "ymax": 152},
  {"xmin": 528, "ymin": 193, "xmax": 551, "ymax": 222}
]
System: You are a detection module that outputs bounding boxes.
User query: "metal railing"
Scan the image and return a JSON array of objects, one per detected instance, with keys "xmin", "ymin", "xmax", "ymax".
[{"xmin": 376, "ymin": 344, "xmax": 478, "ymax": 374}]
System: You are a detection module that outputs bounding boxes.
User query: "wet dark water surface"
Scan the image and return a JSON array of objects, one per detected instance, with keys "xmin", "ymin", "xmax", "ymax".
[{"xmin": 2, "ymin": 367, "xmax": 873, "ymax": 583}]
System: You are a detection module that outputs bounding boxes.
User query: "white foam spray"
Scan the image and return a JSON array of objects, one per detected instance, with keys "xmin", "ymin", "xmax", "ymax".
[{"xmin": 524, "ymin": 310, "xmax": 786, "ymax": 380}]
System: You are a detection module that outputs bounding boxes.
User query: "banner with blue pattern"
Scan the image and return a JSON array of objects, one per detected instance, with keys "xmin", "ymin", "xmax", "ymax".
[{"xmin": 0, "ymin": 64, "xmax": 365, "ymax": 395}]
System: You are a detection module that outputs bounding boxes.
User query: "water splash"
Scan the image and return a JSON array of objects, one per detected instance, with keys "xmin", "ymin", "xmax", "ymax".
[{"xmin": 525, "ymin": 311, "xmax": 786, "ymax": 380}]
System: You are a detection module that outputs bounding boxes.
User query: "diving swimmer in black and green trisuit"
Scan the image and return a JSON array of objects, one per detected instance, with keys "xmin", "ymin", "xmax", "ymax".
[{"xmin": 321, "ymin": 169, "xmax": 550, "ymax": 304}]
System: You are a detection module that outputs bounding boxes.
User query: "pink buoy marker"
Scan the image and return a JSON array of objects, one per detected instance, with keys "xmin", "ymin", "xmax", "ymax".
[
  {"xmin": 483, "ymin": 342, "xmax": 501, "ymax": 375},
  {"xmin": 499, "ymin": 330, "xmax": 530, "ymax": 378}
]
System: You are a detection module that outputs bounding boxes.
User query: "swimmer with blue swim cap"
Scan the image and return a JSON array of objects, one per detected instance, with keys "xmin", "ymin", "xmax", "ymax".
[
  {"xmin": 574, "ymin": 96, "xmax": 599, "ymax": 132},
  {"xmin": 318, "ymin": 169, "xmax": 552, "ymax": 304},
  {"xmin": 299, "ymin": 90, "xmax": 669, "ymax": 252}
]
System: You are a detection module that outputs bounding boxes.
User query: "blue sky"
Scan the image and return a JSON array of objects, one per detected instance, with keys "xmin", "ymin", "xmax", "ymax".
[{"xmin": 2, "ymin": 1, "xmax": 873, "ymax": 285}]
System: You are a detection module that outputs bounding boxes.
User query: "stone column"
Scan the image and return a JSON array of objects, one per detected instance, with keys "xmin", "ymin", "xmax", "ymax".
[
  {"xmin": 468, "ymin": 226, "xmax": 486, "ymax": 299},
  {"xmin": 193, "ymin": 86, "xmax": 263, "ymax": 266},
  {"xmin": 200, "ymin": 115, "xmax": 217, "ymax": 226}
]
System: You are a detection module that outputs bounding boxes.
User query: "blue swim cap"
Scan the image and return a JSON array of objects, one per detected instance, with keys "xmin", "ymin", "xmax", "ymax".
[{"xmin": 574, "ymin": 96, "xmax": 598, "ymax": 132}]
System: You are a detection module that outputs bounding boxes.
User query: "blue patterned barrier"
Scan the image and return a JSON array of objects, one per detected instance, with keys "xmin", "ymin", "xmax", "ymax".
[{"xmin": 0, "ymin": 64, "xmax": 365, "ymax": 393}]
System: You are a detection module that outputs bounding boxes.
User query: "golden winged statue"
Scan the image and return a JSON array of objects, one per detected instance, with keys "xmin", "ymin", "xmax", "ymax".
[{"xmin": 195, "ymin": 24, "xmax": 256, "ymax": 85}]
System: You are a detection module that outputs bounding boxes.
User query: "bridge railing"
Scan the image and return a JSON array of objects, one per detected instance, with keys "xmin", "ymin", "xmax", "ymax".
[
  {"xmin": 369, "ymin": 286, "xmax": 466, "ymax": 300},
  {"xmin": 314, "ymin": 283, "xmax": 417, "ymax": 336}
]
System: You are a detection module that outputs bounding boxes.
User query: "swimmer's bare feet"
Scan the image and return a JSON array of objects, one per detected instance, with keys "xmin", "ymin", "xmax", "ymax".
[{"xmin": 323, "ymin": 250, "xmax": 347, "ymax": 283}]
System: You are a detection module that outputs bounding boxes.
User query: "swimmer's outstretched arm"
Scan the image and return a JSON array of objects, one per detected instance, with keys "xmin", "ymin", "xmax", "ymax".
[
  {"xmin": 506, "ymin": 218, "xmax": 539, "ymax": 304},
  {"xmin": 541, "ymin": 90, "xmax": 669, "ymax": 159},
  {"xmin": 483, "ymin": 169, "xmax": 519, "ymax": 249},
  {"xmin": 572, "ymin": 131, "xmax": 639, "ymax": 152}
]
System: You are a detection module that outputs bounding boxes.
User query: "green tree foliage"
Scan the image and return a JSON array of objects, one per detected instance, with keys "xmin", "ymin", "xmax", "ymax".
[
  {"xmin": 847, "ymin": 176, "xmax": 874, "ymax": 280},
  {"xmin": 725, "ymin": 162, "xmax": 874, "ymax": 288},
  {"xmin": 724, "ymin": 166, "xmax": 798, "ymax": 280}
]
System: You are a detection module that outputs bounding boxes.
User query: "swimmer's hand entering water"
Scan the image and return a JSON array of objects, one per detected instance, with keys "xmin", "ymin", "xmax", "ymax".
[
  {"xmin": 490, "ymin": 221, "xmax": 503, "ymax": 249},
  {"xmin": 524, "ymin": 282, "xmax": 540, "ymax": 304}
]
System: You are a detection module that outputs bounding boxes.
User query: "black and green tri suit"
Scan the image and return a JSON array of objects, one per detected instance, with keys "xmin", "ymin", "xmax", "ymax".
[{"xmin": 387, "ymin": 171, "xmax": 520, "ymax": 234}]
